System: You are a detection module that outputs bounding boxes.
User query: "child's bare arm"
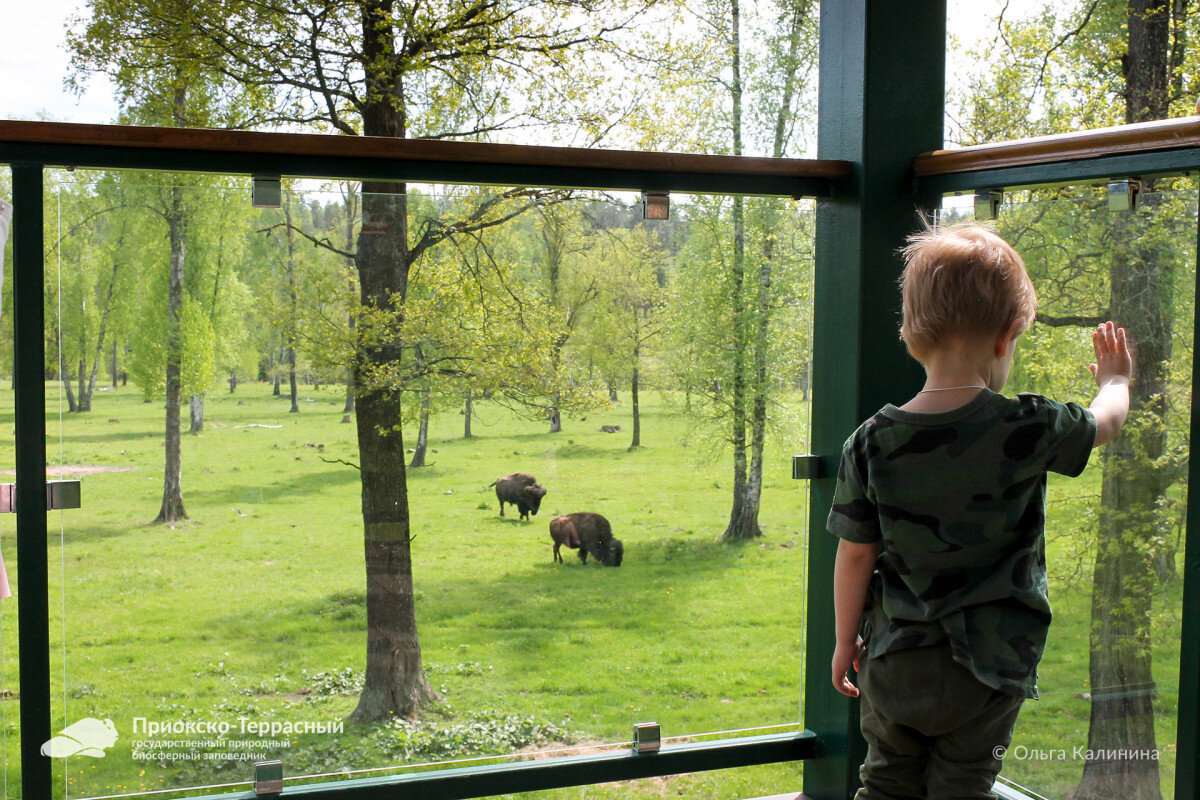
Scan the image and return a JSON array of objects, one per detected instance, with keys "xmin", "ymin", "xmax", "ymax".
[
  {"xmin": 832, "ymin": 538, "xmax": 879, "ymax": 697},
  {"xmin": 1088, "ymin": 321, "xmax": 1132, "ymax": 447}
]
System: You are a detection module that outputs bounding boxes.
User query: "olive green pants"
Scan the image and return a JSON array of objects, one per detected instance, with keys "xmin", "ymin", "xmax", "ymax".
[{"xmin": 854, "ymin": 642, "xmax": 1025, "ymax": 800}]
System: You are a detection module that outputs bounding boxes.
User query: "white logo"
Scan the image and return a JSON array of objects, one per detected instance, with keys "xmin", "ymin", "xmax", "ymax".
[{"xmin": 40, "ymin": 718, "xmax": 118, "ymax": 758}]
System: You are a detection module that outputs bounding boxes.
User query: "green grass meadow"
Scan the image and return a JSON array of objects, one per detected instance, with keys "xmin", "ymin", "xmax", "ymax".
[
  {"xmin": 0, "ymin": 381, "xmax": 1184, "ymax": 799},
  {"xmin": 2, "ymin": 382, "xmax": 812, "ymax": 799}
]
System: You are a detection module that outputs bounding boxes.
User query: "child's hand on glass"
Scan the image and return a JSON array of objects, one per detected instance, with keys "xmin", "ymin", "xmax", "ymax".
[{"xmin": 1089, "ymin": 321, "xmax": 1132, "ymax": 387}]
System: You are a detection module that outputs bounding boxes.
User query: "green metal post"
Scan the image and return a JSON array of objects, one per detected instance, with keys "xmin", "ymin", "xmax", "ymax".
[
  {"xmin": 1175, "ymin": 192, "xmax": 1200, "ymax": 800},
  {"xmin": 12, "ymin": 163, "xmax": 51, "ymax": 800},
  {"xmin": 804, "ymin": 2, "xmax": 945, "ymax": 798}
]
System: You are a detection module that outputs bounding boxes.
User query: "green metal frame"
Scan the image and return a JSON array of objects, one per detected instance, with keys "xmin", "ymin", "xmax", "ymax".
[
  {"xmin": 199, "ymin": 732, "xmax": 816, "ymax": 799},
  {"xmin": 804, "ymin": 1, "xmax": 946, "ymax": 797},
  {"xmin": 12, "ymin": 164, "xmax": 51, "ymax": 800}
]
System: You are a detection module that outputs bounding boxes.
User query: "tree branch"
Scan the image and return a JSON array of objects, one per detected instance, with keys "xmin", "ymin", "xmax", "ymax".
[
  {"xmin": 320, "ymin": 456, "xmax": 361, "ymax": 470},
  {"xmin": 257, "ymin": 222, "xmax": 356, "ymax": 259},
  {"xmin": 1037, "ymin": 312, "xmax": 1109, "ymax": 328}
]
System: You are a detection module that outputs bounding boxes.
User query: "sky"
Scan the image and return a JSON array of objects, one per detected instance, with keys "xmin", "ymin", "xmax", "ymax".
[
  {"xmin": 0, "ymin": 0, "xmax": 117, "ymax": 122},
  {"xmin": 0, "ymin": 0, "xmax": 1048, "ymax": 126}
]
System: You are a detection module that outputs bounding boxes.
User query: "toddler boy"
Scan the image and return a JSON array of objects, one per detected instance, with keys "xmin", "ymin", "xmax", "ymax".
[{"xmin": 827, "ymin": 222, "xmax": 1132, "ymax": 800}]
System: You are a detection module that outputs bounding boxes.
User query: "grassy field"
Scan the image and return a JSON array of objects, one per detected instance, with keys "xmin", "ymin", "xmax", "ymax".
[
  {"xmin": 1, "ymin": 382, "xmax": 812, "ymax": 799},
  {"xmin": 0, "ymin": 380, "xmax": 1183, "ymax": 799}
]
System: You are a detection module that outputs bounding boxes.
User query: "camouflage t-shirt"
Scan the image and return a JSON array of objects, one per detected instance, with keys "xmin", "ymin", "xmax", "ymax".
[{"xmin": 826, "ymin": 390, "xmax": 1097, "ymax": 699}]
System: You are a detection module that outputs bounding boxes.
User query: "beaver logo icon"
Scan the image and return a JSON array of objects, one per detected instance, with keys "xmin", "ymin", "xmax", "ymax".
[{"xmin": 40, "ymin": 718, "xmax": 118, "ymax": 758}]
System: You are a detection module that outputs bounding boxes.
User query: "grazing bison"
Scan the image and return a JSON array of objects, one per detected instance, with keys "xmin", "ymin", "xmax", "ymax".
[
  {"xmin": 549, "ymin": 513, "xmax": 624, "ymax": 567},
  {"xmin": 490, "ymin": 472, "xmax": 547, "ymax": 521}
]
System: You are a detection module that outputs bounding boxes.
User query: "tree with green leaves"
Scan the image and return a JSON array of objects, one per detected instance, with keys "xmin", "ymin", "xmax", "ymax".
[
  {"xmin": 576, "ymin": 220, "xmax": 667, "ymax": 449},
  {"xmin": 70, "ymin": 0, "xmax": 269, "ymax": 522},
  {"xmin": 666, "ymin": 0, "xmax": 815, "ymax": 540},
  {"xmin": 144, "ymin": 0, "xmax": 673, "ymax": 720},
  {"xmin": 44, "ymin": 173, "xmax": 128, "ymax": 413}
]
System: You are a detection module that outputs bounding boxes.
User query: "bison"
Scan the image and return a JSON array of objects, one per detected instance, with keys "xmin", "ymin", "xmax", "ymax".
[
  {"xmin": 490, "ymin": 472, "xmax": 547, "ymax": 521},
  {"xmin": 549, "ymin": 513, "xmax": 624, "ymax": 567}
]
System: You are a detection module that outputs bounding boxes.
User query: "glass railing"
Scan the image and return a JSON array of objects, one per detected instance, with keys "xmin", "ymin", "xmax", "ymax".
[
  {"xmin": 0, "ymin": 163, "xmax": 17, "ymax": 799},
  {"xmin": 941, "ymin": 181, "xmax": 1196, "ymax": 800},
  {"xmin": 14, "ymin": 172, "xmax": 814, "ymax": 798}
]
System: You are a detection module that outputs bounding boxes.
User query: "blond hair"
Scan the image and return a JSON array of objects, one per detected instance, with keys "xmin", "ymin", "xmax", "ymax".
[{"xmin": 899, "ymin": 221, "xmax": 1037, "ymax": 358}]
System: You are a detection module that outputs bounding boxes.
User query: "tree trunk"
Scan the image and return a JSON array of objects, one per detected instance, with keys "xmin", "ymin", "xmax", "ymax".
[
  {"xmin": 190, "ymin": 392, "xmax": 205, "ymax": 433},
  {"xmin": 609, "ymin": 381, "xmax": 618, "ymax": 403},
  {"xmin": 344, "ymin": 185, "xmax": 358, "ymax": 418},
  {"xmin": 629, "ymin": 359, "xmax": 641, "ymax": 450},
  {"xmin": 722, "ymin": 0, "xmax": 750, "ymax": 541},
  {"xmin": 731, "ymin": 205, "xmax": 774, "ymax": 541},
  {"xmin": 463, "ymin": 392, "xmax": 473, "ymax": 438},
  {"xmin": 409, "ymin": 391, "xmax": 431, "ymax": 468},
  {"xmin": 85, "ymin": 257, "xmax": 120, "ymax": 411},
  {"xmin": 346, "ymin": 21, "xmax": 438, "ymax": 719},
  {"xmin": 721, "ymin": 0, "xmax": 807, "ymax": 541},
  {"xmin": 541, "ymin": 207, "xmax": 575, "ymax": 434},
  {"xmin": 156, "ymin": 184, "xmax": 188, "ymax": 523},
  {"xmin": 84, "ymin": 351, "xmax": 99, "ymax": 410},
  {"xmin": 61, "ymin": 364, "xmax": 78, "ymax": 413},
  {"xmin": 288, "ymin": 351, "xmax": 299, "ymax": 412},
  {"xmin": 1076, "ymin": 209, "xmax": 1169, "ymax": 800},
  {"xmin": 111, "ymin": 339, "xmax": 119, "ymax": 389},
  {"xmin": 1124, "ymin": 0, "xmax": 1171, "ymax": 122},
  {"xmin": 76, "ymin": 355, "xmax": 89, "ymax": 412},
  {"xmin": 229, "ymin": 370, "xmax": 237, "ymax": 393},
  {"xmin": 722, "ymin": 193, "xmax": 751, "ymax": 541},
  {"xmin": 347, "ymin": 186, "xmax": 439, "ymax": 722},
  {"xmin": 284, "ymin": 196, "xmax": 301, "ymax": 413},
  {"xmin": 1077, "ymin": 4, "xmax": 1171, "ymax": 795}
]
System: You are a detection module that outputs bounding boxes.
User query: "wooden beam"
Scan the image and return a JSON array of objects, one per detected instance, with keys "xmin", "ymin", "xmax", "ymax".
[
  {"xmin": 915, "ymin": 116, "xmax": 1200, "ymax": 177},
  {"xmin": 0, "ymin": 119, "xmax": 849, "ymax": 182}
]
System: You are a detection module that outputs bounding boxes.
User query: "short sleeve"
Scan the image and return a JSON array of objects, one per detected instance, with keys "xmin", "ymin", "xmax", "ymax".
[
  {"xmin": 826, "ymin": 430, "xmax": 882, "ymax": 543},
  {"xmin": 1040, "ymin": 398, "xmax": 1097, "ymax": 477}
]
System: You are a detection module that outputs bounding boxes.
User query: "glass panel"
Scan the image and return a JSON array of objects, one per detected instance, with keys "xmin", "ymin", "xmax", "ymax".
[
  {"xmin": 41, "ymin": 172, "xmax": 813, "ymax": 798},
  {"xmin": 940, "ymin": 182, "xmax": 1195, "ymax": 800},
  {"xmin": 0, "ymin": 164, "xmax": 17, "ymax": 796}
]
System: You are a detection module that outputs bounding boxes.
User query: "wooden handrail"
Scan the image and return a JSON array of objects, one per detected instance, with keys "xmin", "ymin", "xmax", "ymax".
[
  {"xmin": 914, "ymin": 116, "xmax": 1200, "ymax": 177},
  {"xmin": 0, "ymin": 119, "xmax": 850, "ymax": 180}
]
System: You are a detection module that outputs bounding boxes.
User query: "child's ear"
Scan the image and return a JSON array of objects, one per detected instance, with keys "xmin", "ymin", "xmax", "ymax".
[{"xmin": 995, "ymin": 322, "xmax": 1024, "ymax": 358}]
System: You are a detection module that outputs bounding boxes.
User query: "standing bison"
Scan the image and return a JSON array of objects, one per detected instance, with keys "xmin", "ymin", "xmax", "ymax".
[
  {"xmin": 489, "ymin": 472, "xmax": 548, "ymax": 521},
  {"xmin": 549, "ymin": 513, "xmax": 624, "ymax": 567}
]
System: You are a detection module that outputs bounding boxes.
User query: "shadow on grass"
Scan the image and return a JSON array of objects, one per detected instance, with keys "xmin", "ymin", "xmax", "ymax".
[
  {"xmin": 182, "ymin": 464, "xmax": 363, "ymax": 507},
  {"xmin": 58, "ymin": 429, "xmax": 163, "ymax": 445},
  {"xmin": 240, "ymin": 535, "xmax": 751, "ymax": 639},
  {"xmin": 538, "ymin": 443, "xmax": 632, "ymax": 460},
  {"xmin": 313, "ymin": 537, "xmax": 750, "ymax": 639}
]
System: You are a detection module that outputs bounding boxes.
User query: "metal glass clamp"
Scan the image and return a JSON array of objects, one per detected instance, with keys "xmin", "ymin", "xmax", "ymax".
[
  {"xmin": 633, "ymin": 722, "xmax": 661, "ymax": 754},
  {"xmin": 641, "ymin": 191, "xmax": 669, "ymax": 220},
  {"xmin": 1108, "ymin": 178, "xmax": 1141, "ymax": 212},
  {"xmin": 791, "ymin": 455, "xmax": 824, "ymax": 480},
  {"xmin": 0, "ymin": 479, "xmax": 82, "ymax": 513},
  {"xmin": 974, "ymin": 190, "xmax": 1003, "ymax": 220},
  {"xmin": 254, "ymin": 760, "xmax": 283, "ymax": 795},
  {"xmin": 252, "ymin": 176, "xmax": 283, "ymax": 208}
]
